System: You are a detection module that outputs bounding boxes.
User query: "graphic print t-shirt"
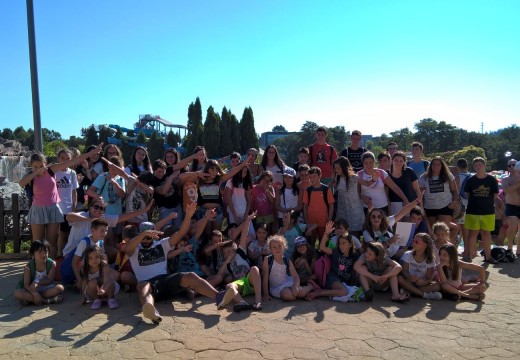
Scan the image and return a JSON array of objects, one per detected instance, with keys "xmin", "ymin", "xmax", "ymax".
[{"xmin": 129, "ymin": 239, "xmax": 171, "ymax": 282}]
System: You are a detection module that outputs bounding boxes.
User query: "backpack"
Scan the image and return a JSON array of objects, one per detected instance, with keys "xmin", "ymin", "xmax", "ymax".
[
  {"xmin": 17, "ymin": 258, "xmax": 54, "ymax": 289},
  {"xmin": 481, "ymin": 247, "xmax": 516, "ymax": 263},
  {"xmin": 227, "ymin": 248, "xmax": 251, "ymax": 280},
  {"xmin": 306, "ymin": 185, "xmax": 331, "ymax": 210},
  {"xmin": 458, "ymin": 173, "xmax": 472, "ymax": 199},
  {"xmin": 407, "ymin": 160, "xmax": 429, "ymax": 173},
  {"xmin": 309, "ymin": 144, "xmax": 335, "ymax": 166},
  {"xmin": 314, "ymin": 255, "xmax": 331, "ymax": 288},
  {"xmin": 267, "ymin": 254, "xmax": 291, "ymax": 276}
]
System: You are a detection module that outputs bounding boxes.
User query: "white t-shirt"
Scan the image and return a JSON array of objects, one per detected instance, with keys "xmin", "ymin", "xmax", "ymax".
[
  {"xmin": 74, "ymin": 235, "xmax": 105, "ymax": 257},
  {"xmin": 225, "ymin": 180, "xmax": 247, "ymax": 224},
  {"xmin": 63, "ymin": 212, "xmax": 118, "ymax": 257},
  {"xmin": 277, "ymin": 188, "xmax": 299, "ymax": 219},
  {"xmin": 358, "ymin": 169, "xmax": 389, "ymax": 209},
  {"xmin": 401, "ymin": 250, "xmax": 434, "ymax": 279},
  {"xmin": 129, "ymin": 238, "xmax": 172, "ymax": 282},
  {"xmin": 124, "ymin": 177, "xmax": 149, "ymax": 223},
  {"xmin": 419, "ymin": 173, "xmax": 455, "ymax": 209},
  {"xmin": 56, "ymin": 168, "xmax": 79, "ymax": 214}
]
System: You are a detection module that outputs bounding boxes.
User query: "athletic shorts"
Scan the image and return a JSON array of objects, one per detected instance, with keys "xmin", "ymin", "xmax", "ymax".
[
  {"xmin": 491, "ymin": 219, "xmax": 502, "ymax": 236},
  {"xmin": 146, "ymin": 272, "xmax": 187, "ymax": 302},
  {"xmin": 232, "ymin": 273, "xmax": 255, "ymax": 296},
  {"xmin": 465, "ymin": 214, "xmax": 495, "ymax": 232},
  {"xmin": 425, "ymin": 205, "xmax": 453, "ymax": 218},
  {"xmin": 505, "ymin": 203, "xmax": 520, "ymax": 218}
]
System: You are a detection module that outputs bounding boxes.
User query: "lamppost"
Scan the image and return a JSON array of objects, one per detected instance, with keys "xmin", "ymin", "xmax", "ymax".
[{"xmin": 26, "ymin": 0, "xmax": 43, "ymax": 152}]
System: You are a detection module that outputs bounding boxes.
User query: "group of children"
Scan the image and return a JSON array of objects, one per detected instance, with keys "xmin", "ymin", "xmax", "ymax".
[{"xmin": 15, "ymin": 131, "xmax": 501, "ymax": 322}]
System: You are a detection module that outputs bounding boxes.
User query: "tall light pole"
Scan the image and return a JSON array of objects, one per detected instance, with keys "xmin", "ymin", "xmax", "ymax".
[{"xmin": 26, "ymin": 0, "xmax": 43, "ymax": 152}]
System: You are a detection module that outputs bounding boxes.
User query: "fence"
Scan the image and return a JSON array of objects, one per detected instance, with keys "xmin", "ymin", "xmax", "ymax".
[{"xmin": 0, "ymin": 193, "xmax": 31, "ymax": 254}]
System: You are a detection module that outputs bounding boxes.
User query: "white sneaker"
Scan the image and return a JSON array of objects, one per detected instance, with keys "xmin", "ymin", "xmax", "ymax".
[
  {"xmin": 142, "ymin": 303, "xmax": 162, "ymax": 324},
  {"xmin": 423, "ymin": 292, "xmax": 443, "ymax": 300}
]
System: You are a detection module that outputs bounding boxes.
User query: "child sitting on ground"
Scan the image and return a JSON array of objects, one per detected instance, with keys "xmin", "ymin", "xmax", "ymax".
[
  {"xmin": 308, "ymin": 221, "xmax": 358, "ymax": 300},
  {"xmin": 15, "ymin": 240, "xmax": 64, "ymax": 305},
  {"xmin": 291, "ymin": 236, "xmax": 317, "ymax": 286},
  {"xmin": 354, "ymin": 242, "xmax": 409, "ymax": 302},
  {"xmin": 397, "ymin": 233, "xmax": 443, "ymax": 301},
  {"xmin": 262, "ymin": 235, "xmax": 314, "ymax": 302},
  {"xmin": 437, "ymin": 244, "xmax": 487, "ymax": 301},
  {"xmin": 81, "ymin": 244, "xmax": 120, "ymax": 309},
  {"xmin": 247, "ymin": 222, "xmax": 270, "ymax": 271},
  {"xmin": 278, "ymin": 211, "xmax": 318, "ymax": 259},
  {"xmin": 327, "ymin": 218, "xmax": 363, "ymax": 255}
]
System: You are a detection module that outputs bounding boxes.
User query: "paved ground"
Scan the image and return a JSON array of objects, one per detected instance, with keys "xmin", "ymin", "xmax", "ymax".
[{"xmin": 1, "ymin": 258, "xmax": 519, "ymax": 359}]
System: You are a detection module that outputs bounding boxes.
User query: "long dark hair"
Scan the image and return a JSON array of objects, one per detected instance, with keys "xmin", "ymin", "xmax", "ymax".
[
  {"xmin": 190, "ymin": 146, "xmax": 207, "ymax": 172},
  {"xmin": 280, "ymin": 174, "xmax": 299, "ymax": 196},
  {"xmin": 363, "ymin": 208, "xmax": 392, "ymax": 239},
  {"xmin": 80, "ymin": 245, "xmax": 107, "ymax": 280},
  {"xmin": 130, "ymin": 146, "xmax": 152, "ymax": 175},
  {"xmin": 426, "ymin": 156, "xmax": 450, "ymax": 183},
  {"xmin": 439, "ymin": 244, "xmax": 460, "ymax": 281},
  {"xmin": 231, "ymin": 165, "xmax": 253, "ymax": 190},
  {"xmin": 260, "ymin": 145, "xmax": 285, "ymax": 172},
  {"xmin": 333, "ymin": 156, "xmax": 355, "ymax": 189},
  {"xmin": 291, "ymin": 240, "xmax": 315, "ymax": 264}
]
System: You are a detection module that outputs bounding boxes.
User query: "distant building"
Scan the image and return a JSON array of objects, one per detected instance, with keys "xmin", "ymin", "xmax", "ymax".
[
  {"xmin": 259, "ymin": 131, "xmax": 299, "ymax": 149},
  {"xmin": 360, "ymin": 135, "xmax": 373, "ymax": 147}
]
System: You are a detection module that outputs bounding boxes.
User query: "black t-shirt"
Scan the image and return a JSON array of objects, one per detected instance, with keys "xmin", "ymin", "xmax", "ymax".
[
  {"xmin": 388, "ymin": 167, "xmax": 418, "ymax": 202},
  {"xmin": 152, "ymin": 175, "xmax": 181, "ymax": 209},
  {"xmin": 340, "ymin": 147, "xmax": 367, "ymax": 173},
  {"xmin": 464, "ymin": 174, "xmax": 498, "ymax": 215},
  {"xmin": 331, "ymin": 248, "xmax": 358, "ymax": 285}
]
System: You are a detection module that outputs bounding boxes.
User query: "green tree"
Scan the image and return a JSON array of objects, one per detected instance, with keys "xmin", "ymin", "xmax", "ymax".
[
  {"xmin": 202, "ymin": 106, "xmax": 221, "ymax": 158},
  {"xmin": 166, "ymin": 129, "xmax": 179, "ymax": 148},
  {"xmin": 220, "ymin": 107, "xmax": 234, "ymax": 155},
  {"xmin": 136, "ymin": 131, "xmax": 147, "ymax": 146},
  {"xmin": 98, "ymin": 126, "xmax": 110, "ymax": 146},
  {"xmin": 388, "ymin": 127, "xmax": 414, "ymax": 151},
  {"xmin": 327, "ymin": 125, "xmax": 348, "ymax": 152},
  {"xmin": 239, "ymin": 107, "xmax": 258, "ymax": 153},
  {"xmin": 43, "ymin": 140, "xmax": 67, "ymax": 159},
  {"xmin": 42, "ymin": 128, "xmax": 62, "ymax": 142},
  {"xmin": 185, "ymin": 97, "xmax": 203, "ymax": 154},
  {"xmin": 65, "ymin": 135, "xmax": 85, "ymax": 149},
  {"xmin": 272, "ymin": 125, "xmax": 287, "ymax": 132},
  {"xmin": 147, "ymin": 131, "xmax": 164, "ymax": 162},
  {"xmin": 1, "ymin": 128, "xmax": 14, "ymax": 139},
  {"xmin": 447, "ymin": 146, "xmax": 486, "ymax": 167},
  {"xmin": 230, "ymin": 113, "xmax": 241, "ymax": 152},
  {"xmin": 85, "ymin": 126, "xmax": 99, "ymax": 147}
]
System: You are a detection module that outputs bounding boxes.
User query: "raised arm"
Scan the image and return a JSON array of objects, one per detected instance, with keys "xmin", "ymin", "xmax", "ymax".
[
  {"xmin": 168, "ymin": 202, "xmax": 197, "ymax": 247},
  {"xmin": 319, "ymin": 221, "xmax": 334, "ymax": 255},
  {"xmin": 50, "ymin": 143, "xmax": 104, "ymax": 173}
]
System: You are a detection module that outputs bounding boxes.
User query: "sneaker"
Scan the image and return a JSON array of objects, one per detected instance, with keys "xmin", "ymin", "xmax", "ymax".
[
  {"xmin": 108, "ymin": 298, "xmax": 119, "ymax": 309},
  {"xmin": 423, "ymin": 292, "xmax": 443, "ymax": 301},
  {"xmin": 90, "ymin": 299, "xmax": 103, "ymax": 310},
  {"xmin": 364, "ymin": 289, "xmax": 374, "ymax": 302},
  {"xmin": 216, "ymin": 288, "xmax": 234, "ymax": 310},
  {"xmin": 142, "ymin": 303, "xmax": 162, "ymax": 324},
  {"xmin": 233, "ymin": 302, "xmax": 252, "ymax": 312}
]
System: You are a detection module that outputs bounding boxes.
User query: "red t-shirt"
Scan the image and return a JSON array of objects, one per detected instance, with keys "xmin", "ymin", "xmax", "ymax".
[{"xmin": 309, "ymin": 143, "xmax": 338, "ymax": 178}]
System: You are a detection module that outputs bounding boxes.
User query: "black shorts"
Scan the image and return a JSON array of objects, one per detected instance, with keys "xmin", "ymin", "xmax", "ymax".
[
  {"xmin": 60, "ymin": 220, "xmax": 72, "ymax": 232},
  {"xmin": 425, "ymin": 205, "xmax": 453, "ymax": 218},
  {"xmin": 505, "ymin": 203, "xmax": 520, "ymax": 218},
  {"xmin": 147, "ymin": 272, "xmax": 187, "ymax": 302},
  {"xmin": 491, "ymin": 219, "xmax": 502, "ymax": 236}
]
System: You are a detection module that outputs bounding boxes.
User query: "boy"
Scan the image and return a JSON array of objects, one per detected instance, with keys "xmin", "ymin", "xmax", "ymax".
[
  {"xmin": 463, "ymin": 157, "xmax": 499, "ymax": 263},
  {"xmin": 377, "ymin": 152, "xmax": 391, "ymax": 172},
  {"xmin": 292, "ymin": 147, "xmax": 310, "ymax": 175},
  {"xmin": 302, "ymin": 167, "xmax": 335, "ymax": 237},
  {"xmin": 125, "ymin": 202, "xmax": 234, "ymax": 324},
  {"xmin": 407, "ymin": 142, "xmax": 430, "ymax": 178},
  {"xmin": 308, "ymin": 127, "xmax": 338, "ymax": 184},
  {"xmin": 220, "ymin": 214, "xmax": 263, "ymax": 312},
  {"xmin": 340, "ymin": 130, "xmax": 367, "ymax": 173}
]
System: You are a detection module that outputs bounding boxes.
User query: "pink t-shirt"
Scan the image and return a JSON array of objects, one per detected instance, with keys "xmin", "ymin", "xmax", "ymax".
[
  {"xmin": 32, "ymin": 170, "xmax": 60, "ymax": 207},
  {"xmin": 251, "ymin": 185, "xmax": 273, "ymax": 216}
]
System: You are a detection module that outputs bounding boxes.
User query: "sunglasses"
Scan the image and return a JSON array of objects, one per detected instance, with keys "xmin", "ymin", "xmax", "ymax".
[
  {"xmin": 92, "ymin": 204, "xmax": 106, "ymax": 211},
  {"xmin": 508, "ymin": 164, "xmax": 516, "ymax": 168}
]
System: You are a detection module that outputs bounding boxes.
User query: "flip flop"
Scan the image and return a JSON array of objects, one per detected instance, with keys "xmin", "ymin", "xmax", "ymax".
[
  {"xmin": 483, "ymin": 257, "xmax": 498, "ymax": 264},
  {"xmin": 391, "ymin": 297, "xmax": 409, "ymax": 303},
  {"xmin": 251, "ymin": 302, "xmax": 262, "ymax": 311},
  {"xmin": 233, "ymin": 302, "xmax": 252, "ymax": 313}
]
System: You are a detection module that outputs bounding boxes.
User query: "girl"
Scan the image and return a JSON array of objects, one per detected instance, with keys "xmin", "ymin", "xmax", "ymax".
[
  {"xmin": 397, "ymin": 233, "xmax": 443, "ymax": 300},
  {"xmin": 327, "ymin": 218, "xmax": 363, "ymax": 254},
  {"xmin": 123, "ymin": 170, "xmax": 155, "ymax": 227},
  {"xmin": 357, "ymin": 151, "xmax": 409, "ymax": 215},
  {"xmin": 291, "ymin": 236, "xmax": 317, "ymax": 286},
  {"xmin": 419, "ymin": 157, "xmax": 458, "ymax": 229},
  {"xmin": 225, "ymin": 163, "xmax": 253, "ymax": 224},
  {"xmin": 354, "ymin": 242, "xmax": 409, "ymax": 302},
  {"xmin": 388, "ymin": 151, "xmax": 422, "ymax": 216},
  {"xmin": 308, "ymin": 222, "xmax": 357, "ymax": 300},
  {"xmin": 247, "ymin": 148, "xmax": 264, "ymax": 181},
  {"xmin": 81, "ymin": 244, "xmax": 120, "ymax": 310},
  {"xmin": 15, "ymin": 240, "xmax": 64, "ymax": 305},
  {"xmin": 432, "ymin": 222, "xmax": 450, "ymax": 265},
  {"xmin": 262, "ymin": 235, "xmax": 314, "ymax": 301},
  {"xmin": 19, "ymin": 144, "xmax": 103, "ymax": 258},
  {"xmin": 278, "ymin": 210, "xmax": 317, "ymax": 258},
  {"xmin": 260, "ymin": 145, "xmax": 292, "ymax": 190},
  {"xmin": 362, "ymin": 208, "xmax": 400, "ymax": 258},
  {"xmin": 333, "ymin": 157, "xmax": 365, "ymax": 236},
  {"xmin": 189, "ymin": 146, "xmax": 208, "ymax": 172},
  {"xmin": 102, "ymin": 145, "xmax": 123, "ymax": 172},
  {"xmin": 437, "ymin": 244, "xmax": 487, "ymax": 301},
  {"xmin": 87, "ymin": 156, "xmax": 126, "ymax": 216},
  {"xmin": 251, "ymin": 171, "xmax": 276, "ymax": 234},
  {"xmin": 275, "ymin": 170, "xmax": 302, "ymax": 228},
  {"xmin": 55, "ymin": 148, "xmax": 79, "ymax": 257},
  {"xmin": 247, "ymin": 222, "xmax": 270, "ymax": 270},
  {"xmin": 77, "ymin": 145, "xmax": 104, "ymax": 210},
  {"xmin": 125, "ymin": 146, "xmax": 152, "ymax": 176}
]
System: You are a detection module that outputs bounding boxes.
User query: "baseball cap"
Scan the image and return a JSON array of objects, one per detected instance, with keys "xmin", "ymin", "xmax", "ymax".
[
  {"xmin": 139, "ymin": 222, "xmax": 155, "ymax": 233},
  {"xmin": 283, "ymin": 167, "xmax": 296, "ymax": 177},
  {"xmin": 294, "ymin": 236, "xmax": 307, "ymax": 246},
  {"xmin": 515, "ymin": 162, "xmax": 520, "ymax": 171}
]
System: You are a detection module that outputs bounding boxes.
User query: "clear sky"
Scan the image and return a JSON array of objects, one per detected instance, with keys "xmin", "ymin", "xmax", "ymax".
[{"xmin": 2, "ymin": 0, "xmax": 519, "ymax": 140}]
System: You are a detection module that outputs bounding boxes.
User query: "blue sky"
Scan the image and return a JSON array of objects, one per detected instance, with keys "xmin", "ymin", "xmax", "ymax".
[{"xmin": 2, "ymin": 0, "xmax": 519, "ymax": 140}]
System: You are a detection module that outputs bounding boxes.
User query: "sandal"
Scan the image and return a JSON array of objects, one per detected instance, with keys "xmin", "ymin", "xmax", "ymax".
[
  {"xmin": 251, "ymin": 302, "xmax": 262, "ymax": 311},
  {"xmin": 391, "ymin": 295, "xmax": 410, "ymax": 303},
  {"xmin": 108, "ymin": 298, "xmax": 119, "ymax": 309},
  {"xmin": 364, "ymin": 289, "xmax": 374, "ymax": 302}
]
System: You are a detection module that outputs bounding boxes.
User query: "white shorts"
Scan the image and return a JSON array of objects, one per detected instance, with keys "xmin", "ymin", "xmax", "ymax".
[{"xmin": 269, "ymin": 277, "xmax": 295, "ymax": 298}]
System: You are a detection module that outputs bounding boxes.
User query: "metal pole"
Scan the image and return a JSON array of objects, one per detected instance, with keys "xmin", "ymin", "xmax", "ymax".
[{"xmin": 26, "ymin": 0, "xmax": 43, "ymax": 152}]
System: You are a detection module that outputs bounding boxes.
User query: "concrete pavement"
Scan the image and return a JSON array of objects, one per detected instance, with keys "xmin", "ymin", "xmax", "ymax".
[{"xmin": 0, "ymin": 259, "xmax": 519, "ymax": 359}]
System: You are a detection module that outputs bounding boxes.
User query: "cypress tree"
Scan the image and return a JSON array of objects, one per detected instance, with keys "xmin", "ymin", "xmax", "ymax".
[
  {"xmin": 220, "ymin": 107, "xmax": 234, "ymax": 156},
  {"xmin": 202, "ymin": 106, "xmax": 221, "ymax": 158},
  {"xmin": 239, "ymin": 107, "xmax": 258, "ymax": 153}
]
